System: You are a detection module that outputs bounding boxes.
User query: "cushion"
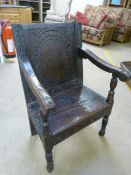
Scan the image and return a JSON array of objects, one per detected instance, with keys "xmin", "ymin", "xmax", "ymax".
[
  {"xmin": 82, "ymin": 32, "xmax": 101, "ymax": 41},
  {"xmin": 118, "ymin": 9, "xmax": 131, "ymax": 27},
  {"xmin": 108, "ymin": 7, "xmax": 123, "ymax": 19},
  {"xmin": 89, "ymin": 7, "xmax": 108, "ymax": 28},
  {"xmin": 114, "ymin": 26, "xmax": 131, "ymax": 33},
  {"xmin": 113, "ymin": 32, "xmax": 124, "ymax": 41},
  {"xmin": 84, "ymin": 4, "xmax": 96, "ymax": 18},
  {"xmin": 76, "ymin": 11, "xmax": 89, "ymax": 25},
  {"xmin": 97, "ymin": 15, "xmax": 108, "ymax": 28},
  {"xmin": 82, "ymin": 25, "xmax": 104, "ymax": 37},
  {"xmin": 84, "ymin": 5, "xmax": 108, "ymax": 29},
  {"xmin": 115, "ymin": 27, "xmax": 126, "ymax": 33},
  {"xmin": 108, "ymin": 7, "xmax": 124, "ymax": 26},
  {"xmin": 98, "ymin": 16, "xmax": 117, "ymax": 29}
]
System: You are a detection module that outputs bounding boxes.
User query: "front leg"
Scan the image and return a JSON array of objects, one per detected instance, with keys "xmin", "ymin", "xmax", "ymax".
[
  {"xmin": 40, "ymin": 111, "xmax": 54, "ymax": 172},
  {"xmin": 99, "ymin": 74, "xmax": 118, "ymax": 136},
  {"xmin": 45, "ymin": 150, "xmax": 54, "ymax": 172},
  {"xmin": 99, "ymin": 115, "xmax": 110, "ymax": 136}
]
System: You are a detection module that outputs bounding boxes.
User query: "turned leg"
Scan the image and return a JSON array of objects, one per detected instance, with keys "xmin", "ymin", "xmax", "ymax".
[
  {"xmin": 45, "ymin": 150, "xmax": 54, "ymax": 172},
  {"xmin": 99, "ymin": 74, "xmax": 118, "ymax": 137},
  {"xmin": 99, "ymin": 115, "xmax": 110, "ymax": 136},
  {"xmin": 29, "ymin": 117, "xmax": 37, "ymax": 136},
  {"xmin": 40, "ymin": 111, "xmax": 54, "ymax": 172}
]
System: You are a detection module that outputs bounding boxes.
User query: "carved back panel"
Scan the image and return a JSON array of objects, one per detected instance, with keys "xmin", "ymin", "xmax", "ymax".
[{"xmin": 13, "ymin": 23, "xmax": 83, "ymax": 90}]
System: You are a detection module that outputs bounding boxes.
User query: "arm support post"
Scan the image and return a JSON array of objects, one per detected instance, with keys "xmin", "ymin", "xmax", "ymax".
[{"xmin": 106, "ymin": 74, "xmax": 118, "ymax": 104}]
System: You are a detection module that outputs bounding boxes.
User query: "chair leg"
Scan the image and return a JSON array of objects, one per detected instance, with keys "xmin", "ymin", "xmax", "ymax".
[
  {"xmin": 45, "ymin": 150, "xmax": 54, "ymax": 173},
  {"xmin": 40, "ymin": 111, "xmax": 54, "ymax": 172},
  {"xmin": 99, "ymin": 75, "xmax": 118, "ymax": 136},
  {"xmin": 98, "ymin": 115, "xmax": 110, "ymax": 136},
  {"xmin": 29, "ymin": 117, "xmax": 37, "ymax": 136}
]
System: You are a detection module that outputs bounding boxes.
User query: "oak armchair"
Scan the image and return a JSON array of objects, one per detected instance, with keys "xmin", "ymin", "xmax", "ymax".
[{"xmin": 12, "ymin": 23, "xmax": 130, "ymax": 173}]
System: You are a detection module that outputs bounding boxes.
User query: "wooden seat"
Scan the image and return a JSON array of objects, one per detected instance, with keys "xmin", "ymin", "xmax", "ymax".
[
  {"xmin": 49, "ymin": 86, "xmax": 110, "ymax": 136},
  {"xmin": 12, "ymin": 23, "xmax": 130, "ymax": 172},
  {"xmin": 28, "ymin": 86, "xmax": 111, "ymax": 140}
]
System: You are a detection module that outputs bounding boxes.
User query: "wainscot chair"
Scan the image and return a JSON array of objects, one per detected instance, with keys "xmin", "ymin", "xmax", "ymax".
[{"xmin": 12, "ymin": 23, "xmax": 130, "ymax": 172}]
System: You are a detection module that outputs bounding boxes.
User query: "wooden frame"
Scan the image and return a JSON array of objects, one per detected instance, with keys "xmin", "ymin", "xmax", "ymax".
[
  {"xmin": 82, "ymin": 28, "xmax": 114, "ymax": 47},
  {"xmin": 12, "ymin": 23, "xmax": 130, "ymax": 172},
  {"xmin": 106, "ymin": 0, "xmax": 128, "ymax": 7},
  {"xmin": 126, "ymin": 0, "xmax": 131, "ymax": 9}
]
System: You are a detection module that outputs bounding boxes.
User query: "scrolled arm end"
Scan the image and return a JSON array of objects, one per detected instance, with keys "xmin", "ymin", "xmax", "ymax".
[
  {"xmin": 117, "ymin": 70, "xmax": 131, "ymax": 82},
  {"xmin": 39, "ymin": 90, "xmax": 56, "ymax": 115}
]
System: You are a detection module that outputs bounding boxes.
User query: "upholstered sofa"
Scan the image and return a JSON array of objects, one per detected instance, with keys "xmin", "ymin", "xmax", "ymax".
[
  {"xmin": 112, "ymin": 9, "xmax": 131, "ymax": 43},
  {"xmin": 69, "ymin": 5, "xmax": 116, "ymax": 46},
  {"xmin": 69, "ymin": 4, "xmax": 131, "ymax": 46}
]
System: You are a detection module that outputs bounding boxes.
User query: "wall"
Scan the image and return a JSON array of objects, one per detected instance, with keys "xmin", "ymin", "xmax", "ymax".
[{"xmin": 69, "ymin": 0, "xmax": 104, "ymax": 15}]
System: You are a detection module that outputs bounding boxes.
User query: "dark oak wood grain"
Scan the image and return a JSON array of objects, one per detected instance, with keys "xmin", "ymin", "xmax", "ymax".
[
  {"xmin": 12, "ymin": 23, "xmax": 130, "ymax": 172},
  {"xmin": 78, "ymin": 48, "xmax": 130, "ymax": 82}
]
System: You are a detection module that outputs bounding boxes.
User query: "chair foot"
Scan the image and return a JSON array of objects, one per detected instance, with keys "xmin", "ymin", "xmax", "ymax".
[
  {"xmin": 98, "ymin": 115, "xmax": 110, "ymax": 137},
  {"xmin": 45, "ymin": 152, "xmax": 54, "ymax": 173},
  {"xmin": 98, "ymin": 129, "xmax": 105, "ymax": 136},
  {"xmin": 47, "ymin": 162, "xmax": 54, "ymax": 172}
]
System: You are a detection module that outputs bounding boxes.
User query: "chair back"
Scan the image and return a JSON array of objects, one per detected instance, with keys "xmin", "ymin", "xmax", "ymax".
[{"xmin": 12, "ymin": 23, "xmax": 83, "ymax": 90}]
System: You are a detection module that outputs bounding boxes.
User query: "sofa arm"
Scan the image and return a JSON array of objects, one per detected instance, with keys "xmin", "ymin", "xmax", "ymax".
[
  {"xmin": 78, "ymin": 48, "xmax": 130, "ymax": 82},
  {"xmin": 19, "ymin": 55, "xmax": 55, "ymax": 116}
]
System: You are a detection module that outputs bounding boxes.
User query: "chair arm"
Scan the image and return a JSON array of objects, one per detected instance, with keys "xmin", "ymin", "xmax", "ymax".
[
  {"xmin": 78, "ymin": 48, "xmax": 130, "ymax": 82},
  {"xmin": 19, "ymin": 55, "xmax": 55, "ymax": 116}
]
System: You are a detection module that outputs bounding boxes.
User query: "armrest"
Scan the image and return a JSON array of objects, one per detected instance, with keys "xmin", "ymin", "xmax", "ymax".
[
  {"xmin": 19, "ymin": 55, "xmax": 55, "ymax": 116},
  {"xmin": 78, "ymin": 48, "xmax": 130, "ymax": 82}
]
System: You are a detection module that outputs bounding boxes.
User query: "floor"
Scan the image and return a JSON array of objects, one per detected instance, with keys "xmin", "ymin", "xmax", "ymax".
[{"xmin": 0, "ymin": 41, "xmax": 131, "ymax": 175}]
